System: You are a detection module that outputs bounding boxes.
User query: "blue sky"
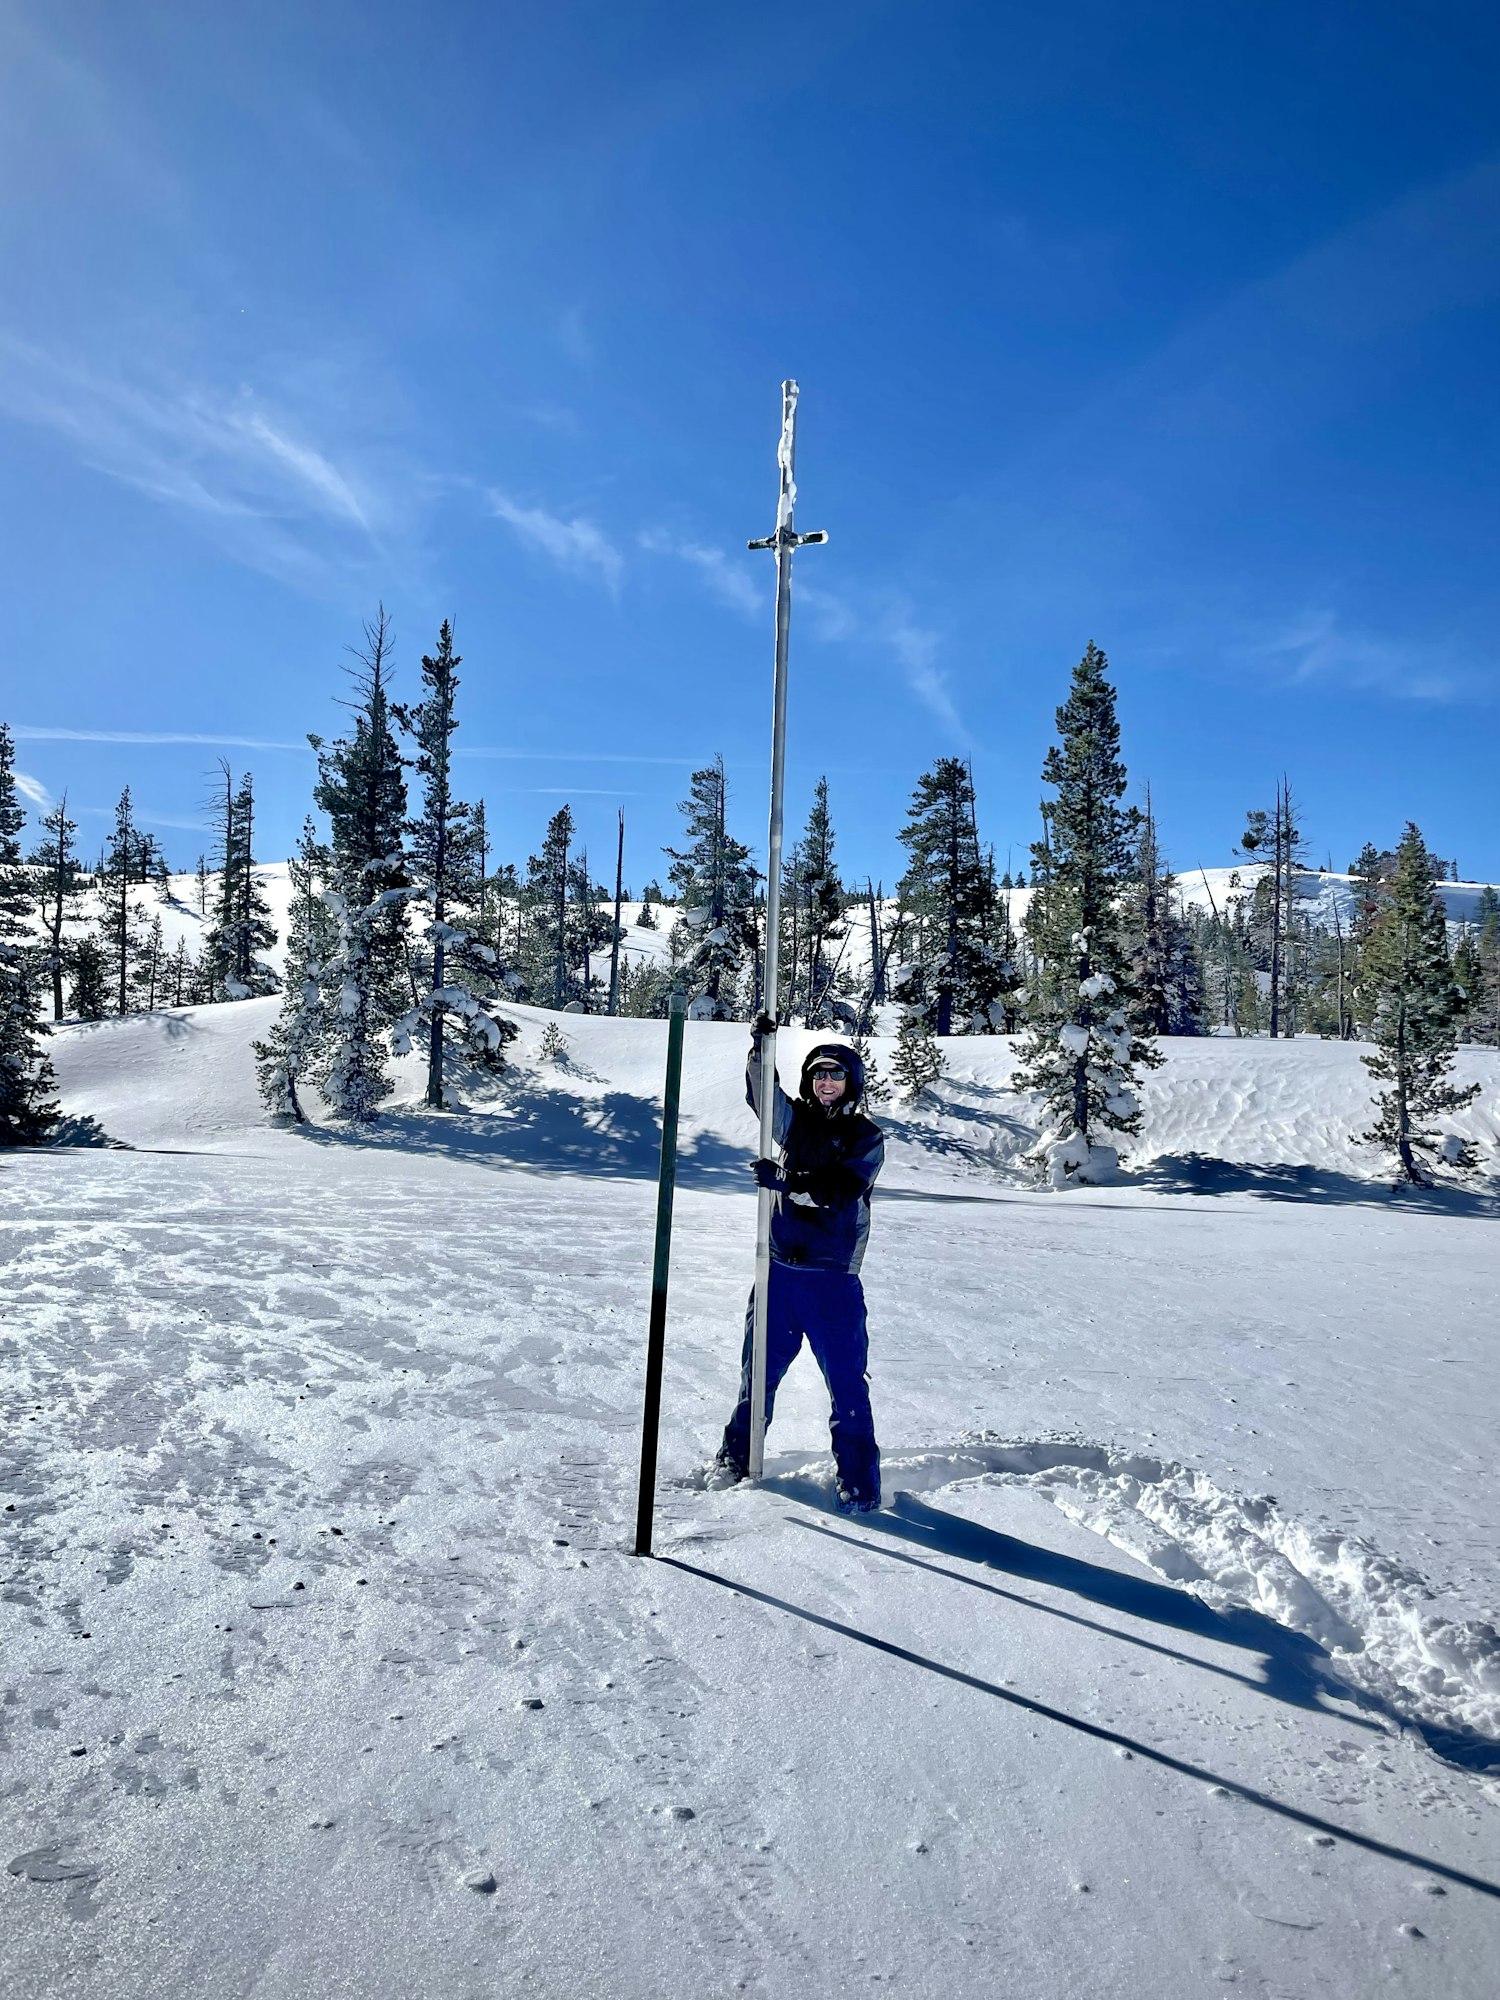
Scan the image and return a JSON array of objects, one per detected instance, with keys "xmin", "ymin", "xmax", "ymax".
[{"xmin": 3, "ymin": 0, "xmax": 1497, "ymax": 889}]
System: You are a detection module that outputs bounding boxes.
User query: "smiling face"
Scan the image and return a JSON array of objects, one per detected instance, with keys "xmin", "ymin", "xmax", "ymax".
[{"xmin": 810, "ymin": 1065, "xmax": 847, "ymax": 1108}]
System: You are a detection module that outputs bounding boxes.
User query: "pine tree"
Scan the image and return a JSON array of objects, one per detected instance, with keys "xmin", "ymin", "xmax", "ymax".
[
  {"xmin": 1239, "ymin": 782, "xmax": 1309, "ymax": 1035},
  {"xmin": 97, "ymin": 788, "xmax": 150, "ymax": 1015},
  {"xmin": 29, "ymin": 792, "xmax": 82, "ymax": 1021},
  {"xmin": 312, "ymin": 607, "xmax": 410, "ymax": 1122},
  {"xmin": 204, "ymin": 764, "xmax": 278, "ymax": 1000},
  {"xmin": 519, "ymin": 806, "xmax": 579, "ymax": 1008},
  {"xmin": 1014, "ymin": 643, "xmax": 1160, "ymax": 1186},
  {"xmin": 390, "ymin": 621, "xmax": 514, "ymax": 1104},
  {"xmin": 1471, "ymin": 885, "xmax": 1500, "ymax": 1047},
  {"xmin": 1451, "ymin": 929, "xmax": 1484, "ymax": 1044},
  {"xmin": 1357, "ymin": 824, "xmax": 1479, "ymax": 1183},
  {"xmin": 795, "ymin": 778, "xmax": 847, "ymax": 1027},
  {"xmin": 0, "ymin": 724, "xmax": 58, "ymax": 1143},
  {"xmin": 538, "ymin": 1020, "xmax": 567, "ymax": 1063},
  {"xmin": 70, "ymin": 935, "xmax": 108, "ymax": 1020},
  {"xmin": 1130, "ymin": 790, "xmax": 1204, "ymax": 1035},
  {"xmin": 137, "ymin": 914, "xmax": 166, "ymax": 1011},
  {"xmin": 663, "ymin": 756, "xmax": 759, "ymax": 1018},
  {"xmin": 169, "ymin": 936, "xmax": 192, "ymax": 1007},
  {"xmin": 851, "ymin": 1026, "xmax": 891, "ymax": 1105},
  {"xmin": 253, "ymin": 819, "xmax": 337, "ymax": 1122},
  {"xmin": 897, "ymin": 758, "xmax": 1017, "ymax": 1034},
  {"xmin": 890, "ymin": 1010, "xmax": 944, "ymax": 1100}
]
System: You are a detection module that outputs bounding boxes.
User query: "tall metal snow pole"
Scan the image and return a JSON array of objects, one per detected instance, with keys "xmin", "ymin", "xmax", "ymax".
[{"xmin": 745, "ymin": 379, "xmax": 826, "ymax": 1480}]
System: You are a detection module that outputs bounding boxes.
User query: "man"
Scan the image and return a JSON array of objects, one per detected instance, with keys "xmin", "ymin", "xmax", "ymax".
[{"xmin": 712, "ymin": 1015, "xmax": 885, "ymax": 1512}]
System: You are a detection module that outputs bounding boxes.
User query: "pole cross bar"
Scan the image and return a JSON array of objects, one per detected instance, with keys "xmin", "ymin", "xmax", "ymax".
[{"xmin": 743, "ymin": 378, "xmax": 825, "ymax": 1482}]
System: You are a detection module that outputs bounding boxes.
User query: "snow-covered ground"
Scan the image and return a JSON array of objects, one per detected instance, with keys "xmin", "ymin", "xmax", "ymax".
[{"xmin": 3, "ymin": 1006, "xmax": 1499, "ymax": 1998}]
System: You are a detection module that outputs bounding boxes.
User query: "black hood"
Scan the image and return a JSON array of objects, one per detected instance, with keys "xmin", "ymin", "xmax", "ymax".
[{"xmin": 799, "ymin": 1041, "xmax": 865, "ymax": 1113}]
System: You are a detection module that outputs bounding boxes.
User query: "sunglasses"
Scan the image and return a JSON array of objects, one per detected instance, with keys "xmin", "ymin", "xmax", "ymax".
[{"xmin": 809, "ymin": 1065, "xmax": 847, "ymax": 1080}]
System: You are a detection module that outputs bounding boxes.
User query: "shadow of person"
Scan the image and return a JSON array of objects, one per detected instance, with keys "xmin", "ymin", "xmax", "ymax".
[{"xmin": 781, "ymin": 1483, "xmax": 1500, "ymax": 1769}]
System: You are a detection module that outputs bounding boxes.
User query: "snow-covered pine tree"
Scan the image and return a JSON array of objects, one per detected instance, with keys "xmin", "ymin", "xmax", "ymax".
[
  {"xmin": 890, "ymin": 1009, "xmax": 944, "ymax": 1101},
  {"xmin": 28, "ymin": 791, "xmax": 82, "ymax": 1021},
  {"xmin": 312, "ymin": 607, "xmax": 410, "ymax": 1122},
  {"xmin": 1356, "ymin": 823, "xmax": 1479, "ymax": 1183},
  {"xmin": 663, "ymin": 756, "xmax": 758, "ymax": 1018},
  {"xmin": 253, "ymin": 819, "xmax": 338, "ymax": 1122},
  {"xmin": 97, "ymin": 788, "xmax": 151, "ymax": 1016},
  {"xmin": 897, "ymin": 758, "xmax": 1017, "ymax": 1034},
  {"xmin": 390, "ymin": 620, "xmax": 515, "ymax": 1105},
  {"xmin": 0, "ymin": 724, "xmax": 58, "ymax": 1144},
  {"xmin": 1014, "ymin": 643, "xmax": 1160, "ymax": 1187},
  {"xmin": 1130, "ymin": 789, "xmax": 1204, "ymax": 1036}
]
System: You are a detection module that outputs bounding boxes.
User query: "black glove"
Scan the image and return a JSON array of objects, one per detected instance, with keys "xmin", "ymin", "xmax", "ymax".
[
  {"xmin": 751, "ymin": 1157, "xmax": 786, "ymax": 1192},
  {"xmin": 786, "ymin": 1164, "xmax": 863, "ymax": 1208},
  {"xmin": 751, "ymin": 1011, "xmax": 778, "ymax": 1040}
]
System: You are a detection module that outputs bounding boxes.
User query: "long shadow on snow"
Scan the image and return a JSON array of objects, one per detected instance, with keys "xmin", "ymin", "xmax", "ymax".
[
  {"xmin": 287, "ymin": 1080, "xmax": 750, "ymax": 1190},
  {"xmin": 1137, "ymin": 1152, "xmax": 1497, "ymax": 1217},
  {"xmin": 658, "ymin": 1546, "xmax": 1500, "ymax": 1898},
  {"xmin": 772, "ymin": 1484, "xmax": 1500, "ymax": 1773}
]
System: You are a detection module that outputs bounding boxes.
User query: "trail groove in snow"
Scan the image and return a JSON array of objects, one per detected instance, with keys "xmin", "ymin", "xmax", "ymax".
[{"xmin": 881, "ymin": 1437, "xmax": 1500, "ymax": 1755}]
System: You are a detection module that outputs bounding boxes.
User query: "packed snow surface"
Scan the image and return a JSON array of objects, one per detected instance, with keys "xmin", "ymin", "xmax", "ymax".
[{"xmin": 3, "ymin": 1004, "xmax": 1499, "ymax": 1998}]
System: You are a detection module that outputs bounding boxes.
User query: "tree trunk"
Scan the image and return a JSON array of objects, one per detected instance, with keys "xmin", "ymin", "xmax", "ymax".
[{"xmin": 607, "ymin": 811, "xmax": 624, "ymax": 1016}]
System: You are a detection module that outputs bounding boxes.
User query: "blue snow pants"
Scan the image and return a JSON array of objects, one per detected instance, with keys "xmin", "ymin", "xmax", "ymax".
[{"xmin": 719, "ymin": 1263, "xmax": 880, "ymax": 1505}]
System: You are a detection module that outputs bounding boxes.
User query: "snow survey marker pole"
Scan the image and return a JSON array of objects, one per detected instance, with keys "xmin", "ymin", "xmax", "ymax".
[
  {"xmin": 634, "ymin": 991, "xmax": 688, "ymax": 1557},
  {"xmin": 746, "ymin": 379, "xmax": 827, "ymax": 1481}
]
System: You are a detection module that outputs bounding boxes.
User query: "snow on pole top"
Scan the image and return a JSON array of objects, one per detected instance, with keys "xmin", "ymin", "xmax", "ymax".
[{"xmin": 776, "ymin": 378, "xmax": 799, "ymax": 529}]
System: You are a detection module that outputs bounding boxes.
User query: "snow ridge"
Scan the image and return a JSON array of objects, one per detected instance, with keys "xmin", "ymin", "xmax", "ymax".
[{"xmin": 882, "ymin": 1436, "xmax": 1500, "ymax": 1753}]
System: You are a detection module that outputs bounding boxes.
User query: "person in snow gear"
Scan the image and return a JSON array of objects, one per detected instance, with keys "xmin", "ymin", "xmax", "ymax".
[{"xmin": 713, "ymin": 1017, "xmax": 884, "ymax": 1511}]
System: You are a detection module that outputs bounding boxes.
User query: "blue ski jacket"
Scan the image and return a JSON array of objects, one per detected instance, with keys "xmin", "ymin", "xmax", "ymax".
[{"xmin": 746, "ymin": 1038, "xmax": 884, "ymax": 1274}]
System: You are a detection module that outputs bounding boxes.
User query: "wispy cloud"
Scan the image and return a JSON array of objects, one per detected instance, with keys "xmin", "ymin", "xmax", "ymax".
[
  {"xmin": 14, "ymin": 770, "xmax": 51, "ymax": 808},
  {"xmin": 1245, "ymin": 610, "xmax": 1474, "ymax": 704},
  {"xmin": 0, "ymin": 335, "xmax": 390, "ymax": 585},
  {"xmin": 15, "ymin": 727, "xmax": 309, "ymax": 750},
  {"xmin": 76, "ymin": 805, "xmax": 211, "ymax": 832},
  {"xmin": 800, "ymin": 583, "xmax": 969, "ymax": 742},
  {"xmin": 639, "ymin": 530, "xmax": 766, "ymax": 618},
  {"xmin": 487, "ymin": 489, "xmax": 623, "ymax": 592}
]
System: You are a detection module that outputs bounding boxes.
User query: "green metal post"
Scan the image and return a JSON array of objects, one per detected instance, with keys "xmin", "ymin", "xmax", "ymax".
[{"xmin": 634, "ymin": 994, "xmax": 688, "ymax": 1557}]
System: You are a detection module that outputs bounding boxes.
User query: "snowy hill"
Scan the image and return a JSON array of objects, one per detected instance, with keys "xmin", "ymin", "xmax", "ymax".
[
  {"xmin": 47, "ymin": 994, "xmax": 1500, "ymax": 1187},
  {"xmin": 5, "ymin": 1005, "xmax": 1499, "ymax": 1998}
]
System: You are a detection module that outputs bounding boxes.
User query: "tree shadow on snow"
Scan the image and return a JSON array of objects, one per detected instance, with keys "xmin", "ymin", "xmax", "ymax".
[
  {"xmin": 289, "ymin": 1080, "xmax": 750, "ymax": 1191},
  {"xmin": 771, "ymin": 1484, "xmax": 1500, "ymax": 1774},
  {"xmin": 1136, "ymin": 1152, "xmax": 1497, "ymax": 1217}
]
